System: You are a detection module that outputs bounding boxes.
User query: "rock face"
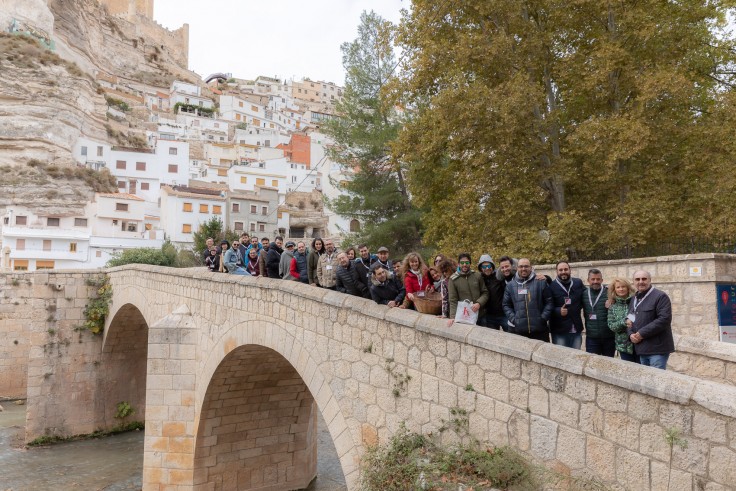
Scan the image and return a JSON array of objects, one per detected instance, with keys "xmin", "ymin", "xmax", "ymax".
[{"xmin": 0, "ymin": 0, "xmax": 197, "ymax": 213}]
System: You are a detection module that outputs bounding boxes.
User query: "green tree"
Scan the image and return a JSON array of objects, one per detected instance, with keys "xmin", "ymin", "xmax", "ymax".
[
  {"xmin": 325, "ymin": 11, "xmax": 423, "ymax": 256},
  {"xmin": 395, "ymin": 0, "xmax": 736, "ymax": 262}
]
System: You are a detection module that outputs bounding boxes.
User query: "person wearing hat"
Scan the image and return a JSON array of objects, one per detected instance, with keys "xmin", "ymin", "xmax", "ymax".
[
  {"xmin": 477, "ymin": 254, "xmax": 507, "ymax": 329},
  {"xmin": 369, "ymin": 261, "xmax": 405, "ymax": 307},
  {"xmin": 448, "ymin": 253, "xmax": 489, "ymax": 326},
  {"xmin": 279, "ymin": 240, "xmax": 297, "ymax": 280},
  {"xmin": 375, "ymin": 246, "xmax": 392, "ymax": 271}
]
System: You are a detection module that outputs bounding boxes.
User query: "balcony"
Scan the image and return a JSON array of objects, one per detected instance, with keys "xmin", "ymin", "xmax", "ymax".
[
  {"xmin": 1, "ymin": 226, "xmax": 91, "ymax": 240},
  {"xmin": 11, "ymin": 247, "xmax": 89, "ymax": 262}
]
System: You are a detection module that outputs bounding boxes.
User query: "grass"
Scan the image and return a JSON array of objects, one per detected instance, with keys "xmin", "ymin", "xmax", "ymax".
[
  {"xmin": 21, "ymin": 159, "xmax": 118, "ymax": 193},
  {"xmin": 27, "ymin": 421, "xmax": 144, "ymax": 447},
  {"xmin": 0, "ymin": 32, "xmax": 86, "ymax": 78}
]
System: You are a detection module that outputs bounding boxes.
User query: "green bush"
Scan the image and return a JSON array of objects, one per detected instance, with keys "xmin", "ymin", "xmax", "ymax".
[{"xmin": 106, "ymin": 247, "xmax": 175, "ymax": 267}]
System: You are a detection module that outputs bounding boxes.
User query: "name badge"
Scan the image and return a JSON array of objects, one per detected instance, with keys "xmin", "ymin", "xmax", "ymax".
[
  {"xmin": 564, "ymin": 298, "xmax": 571, "ymax": 305},
  {"xmin": 417, "ymin": 291, "xmax": 425, "ymax": 298},
  {"xmin": 589, "ymin": 314, "xmax": 597, "ymax": 320},
  {"xmin": 626, "ymin": 313, "xmax": 636, "ymax": 322},
  {"xmin": 326, "ymin": 265, "xmax": 333, "ymax": 270},
  {"xmin": 518, "ymin": 289, "xmax": 528, "ymax": 295}
]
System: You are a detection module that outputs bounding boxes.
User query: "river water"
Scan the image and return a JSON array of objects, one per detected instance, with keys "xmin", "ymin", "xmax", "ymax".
[{"xmin": 0, "ymin": 401, "xmax": 346, "ymax": 491}]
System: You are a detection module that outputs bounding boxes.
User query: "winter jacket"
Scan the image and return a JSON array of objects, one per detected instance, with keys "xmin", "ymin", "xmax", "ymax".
[
  {"xmin": 290, "ymin": 251, "xmax": 309, "ymax": 283},
  {"xmin": 549, "ymin": 277, "xmax": 585, "ymax": 335},
  {"xmin": 266, "ymin": 245, "xmax": 283, "ymax": 278},
  {"xmin": 403, "ymin": 269, "xmax": 433, "ymax": 308},
  {"xmin": 449, "ymin": 270, "xmax": 489, "ymax": 318},
  {"xmin": 258, "ymin": 248, "xmax": 268, "ymax": 277},
  {"xmin": 308, "ymin": 250, "xmax": 323, "ymax": 285},
  {"xmin": 354, "ymin": 256, "xmax": 376, "ymax": 290},
  {"xmin": 481, "ymin": 272, "xmax": 506, "ymax": 317},
  {"xmin": 626, "ymin": 287, "xmax": 675, "ymax": 356},
  {"xmin": 336, "ymin": 261, "xmax": 370, "ymax": 298},
  {"xmin": 205, "ymin": 254, "xmax": 220, "ymax": 272},
  {"xmin": 223, "ymin": 248, "xmax": 243, "ymax": 273},
  {"xmin": 280, "ymin": 249, "xmax": 295, "ymax": 280},
  {"xmin": 370, "ymin": 273, "xmax": 406, "ymax": 305},
  {"xmin": 502, "ymin": 271, "xmax": 553, "ymax": 336},
  {"xmin": 582, "ymin": 286, "xmax": 613, "ymax": 340},
  {"xmin": 607, "ymin": 296, "xmax": 633, "ymax": 355},
  {"xmin": 245, "ymin": 257, "xmax": 260, "ymax": 277},
  {"xmin": 317, "ymin": 251, "xmax": 339, "ymax": 288}
]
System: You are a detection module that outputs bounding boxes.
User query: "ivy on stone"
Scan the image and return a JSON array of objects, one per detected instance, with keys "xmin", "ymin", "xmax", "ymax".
[{"xmin": 81, "ymin": 275, "xmax": 112, "ymax": 335}]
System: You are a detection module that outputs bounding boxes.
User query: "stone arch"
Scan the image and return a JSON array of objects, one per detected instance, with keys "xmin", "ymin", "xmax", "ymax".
[
  {"xmin": 194, "ymin": 318, "xmax": 359, "ymax": 489},
  {"xmin": 100, "ymin": 302, "xmax": 149, "ymax": 429}
]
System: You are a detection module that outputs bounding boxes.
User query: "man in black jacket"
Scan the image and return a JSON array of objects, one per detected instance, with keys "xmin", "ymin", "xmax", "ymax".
[
  {"xmin": 336, "ymin": 252, "xmax": 370, "ymax": 298},
  {"xmin": 354, "ymin": 244, "xmax": 376, "ymax": 291},
  {"xmin": 502, "ymin": 258, "xmax": 553, "ymax": 342},
  {"xmin": 626, "ymin": 270, "xmax": 674, "ymax": 369},
  {"xmin": 549, "ymin": 261, "xmax": 585, "ymax": 350},
  {"xmin": 266, "ymin": 236, "xmax": 283, "ymax": 278},
  {"xmin": 369, "ymin": 262, "xmax": 405, "ymax": 307},
  {"xmin": 477, "ymin": 254, "xmax": 506, "ymax": 330}
]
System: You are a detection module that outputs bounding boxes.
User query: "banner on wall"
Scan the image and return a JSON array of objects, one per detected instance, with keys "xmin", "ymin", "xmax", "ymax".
[{"xmin": 716, "ymin": 284, "xmax": 736, "ymax": 344}]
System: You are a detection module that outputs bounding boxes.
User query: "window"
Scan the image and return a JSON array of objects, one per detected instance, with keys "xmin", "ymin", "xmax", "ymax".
[
  {"xmin": 13, "ymin": 260, "xmax": 29, "ymax": 271},
  {"xmin": 350, "ymin": 219, "xmax": 361, "ymax": 232},
  {"xmin": 250, "ymin": 222, "xmax": 256, "ymax": 232},
  {"xmin": 116, "ymin": 203, "xmax": 129, "ymax": 212},
  {"xmin": 183, "ymin": 203, "xmax": 193, "ymax": 212},
  {"xmin": 236, "ymin": 114, "xmax": 241, "ymax": 121},
  {"xmin": 259, "ymin": 223, "xmax": 265, "ymax": 232},
  {"xmin": 234, "ymin": 221, "xmax": 243, "ymax": 231},
  {"xmin": 271, "ymin": 180, "xmax": 278, "ymax": 187},
  {"xmin": 141, "ymin": 182, "xmax": 150, "ymax": 191},
  {"xmin": 116, "ymin": 160, "xmax": 126, "ymax": 169},
  {"xmin": 217, "ymin": 169, "xmax": 227, "ymax": 177},
  {"xmin": 199, "ymin": 204, "xmax": 209, "ymax": 213},
  {"xmin": 16, "ymin": 239, "xmax": 25, "ymax": 250},
  {"xmin": 292, "ymin": 176, "xmax": 297, "ymax": 183},
  {"xmin": 251, "ymin": 105, "xmax": 259, "ymax": 112},
  {"xmin": 277, "ymin": 212, "xmax": 283, "ymax": 219},
  {"xmin": 145, "ymin": 223, "xmax": 152, "ymax": 231},
  {"xmin": 232, "ymin": 203, "xmax": 240, "ymax": 213},
  {"xmin": 261, "ymin": 206, "xmax": 268, "ymax": 215},
  {"xmin": 250, "ymin": 205, "xmax": 257, "ymax": 214},
  {"xmin": 81, "ymin": 146, "xmax": 87, "ymax": 156},
  {"xmin": 136, "ymin": 162, "xmax": 146, "ymax": 171},
  {"xmin": 70, "ymin": 243, "xmax": 77, "ymax": 253},
  {"xmin": 169, "ymin": 147, "xmax": 178, "ymax": 155},
  {"xmin": 239, "ymin": 101, "xmax": 243, "ymax": 107},
  {"xmin": 265, "ymin": 139, "xmax": 271, "ymax": 147},
  {"xmin": 43, "ymin": 240, "xmax": 52, "ymax": 251},
  {"xmin": 256, "ymin": 178, "xmax": 265, "ymax": 186},
  {"xmin": 96, "ymin": 251, "xmax": 102, "ymax": 258},
  {"xmin": 36, "ymin": 260, "xmax": 55, "ymax": 270},
  {"xmin": 15, "ymin": 216, "xmax": 27, "ymax": 225},
  {"xmin": 168, "ymin": 164, "xmax": 178, "ymax": 173},
  {"xmin": 118, "ymin": 181, "xmax": 126, "ymax": 189},
  {"xmin": 74, "ymin": 218, "xmax": 87, "ymax": 227},
  {"xmin": 126, "ymin": 222, "xmax": 137, "ymax": 232},
  {"xmin": 97, "ymin": 146, "xmax": 103, "ymax": 157},
  {"xmin": 213, "ymin": 205, "xmax": 221, "ymax": 214},
  {"xmin": 47, "ymin": 217, "xmax": 60, "ymax": 227},
  {"xmin": 214, "ymin": 123, "xmax": 219, "ymax": 128},
  {"xmin": 182, "ymin": 224, "xmax": 192, "ymax": 233}
]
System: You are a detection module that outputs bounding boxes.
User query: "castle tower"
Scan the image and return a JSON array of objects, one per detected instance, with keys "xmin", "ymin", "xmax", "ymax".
[{"xmin": 99, "ymin": 0, "xmax": 153, "ymax": 20}]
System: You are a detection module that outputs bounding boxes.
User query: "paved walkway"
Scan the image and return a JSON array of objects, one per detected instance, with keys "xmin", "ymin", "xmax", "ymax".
[{"xmin": 0, "ymin": 402, "xmax": 346, "ymax": 491}]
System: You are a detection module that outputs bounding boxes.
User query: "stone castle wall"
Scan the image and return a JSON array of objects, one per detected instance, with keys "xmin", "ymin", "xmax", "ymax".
[{"xmin": 100, "ymin": 0, "xmax": 154, "ymax": 19}]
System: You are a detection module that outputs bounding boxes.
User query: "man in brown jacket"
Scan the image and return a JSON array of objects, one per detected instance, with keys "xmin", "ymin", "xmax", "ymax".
[
  {"xmin": 448, "ymin": 252, "xmax": 489, "ymax": 326},
  {"xmin": 316, "ymin": 238, "xmax": 339, "ymax": 290}
]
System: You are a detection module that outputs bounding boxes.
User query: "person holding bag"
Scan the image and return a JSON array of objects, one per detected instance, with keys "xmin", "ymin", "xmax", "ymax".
[
  {"xmin": 401, "ymin": 252, "xmax": 434, "ymax": 309},
  {"xmin": 448, "ymin": 253, "xmax": 489, "ymax": 326}
]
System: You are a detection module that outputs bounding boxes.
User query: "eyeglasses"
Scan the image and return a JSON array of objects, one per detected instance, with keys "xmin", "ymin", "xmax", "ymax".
[
  {"xmin": 459, "ymin": 261, "xmax": 471, "ymax": 265},
  {"xmin": 481, "ymin": 265, "xmax": 493, "ymax": 269},
  {"xmin": 634, "ymin": 277, "xmax": 649, "ymax": 281}
]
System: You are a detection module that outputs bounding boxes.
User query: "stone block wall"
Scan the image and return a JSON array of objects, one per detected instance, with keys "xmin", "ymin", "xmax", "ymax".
[
  {"xmin": 0, "ymin": 273, "xmax": 34, "ymax": 399},
  {"xmin": 668, "ymin": 335, "xmax": 736, "ymax": 386},
  {"xmin": 535, "ymin": 253, "xmax": 736, "ymax": 340}
]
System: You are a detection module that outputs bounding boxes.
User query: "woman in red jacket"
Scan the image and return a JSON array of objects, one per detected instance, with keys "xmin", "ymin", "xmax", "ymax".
[{"xmin": 401, "ymin": 252, "xmax": 434, "ymax": 309}]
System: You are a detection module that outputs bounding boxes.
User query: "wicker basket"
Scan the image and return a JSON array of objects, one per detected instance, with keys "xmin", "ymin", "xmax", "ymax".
[{"xmin": 413, "ymin": 291, "xmax": 442, "ymax": 315}]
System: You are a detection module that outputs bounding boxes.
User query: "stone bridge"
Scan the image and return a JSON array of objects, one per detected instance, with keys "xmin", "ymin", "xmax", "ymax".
[{"xmin": 2, "ymin": 263, "xmax": 736, "ymax": 490}]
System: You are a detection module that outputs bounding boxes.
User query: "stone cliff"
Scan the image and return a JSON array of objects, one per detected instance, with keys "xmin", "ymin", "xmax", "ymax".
[{"xmin": 0, "ymin": 0, "xmax": 198, "ymax": 214}]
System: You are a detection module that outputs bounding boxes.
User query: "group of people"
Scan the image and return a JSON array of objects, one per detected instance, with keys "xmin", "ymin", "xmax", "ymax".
[{"xmin": 202, "ymin": 234, "xmax": 674, "ymax": 370}]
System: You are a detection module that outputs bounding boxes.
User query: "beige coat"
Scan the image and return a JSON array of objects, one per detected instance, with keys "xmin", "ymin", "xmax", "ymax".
[{"xmin": 317, "ymin": 251, "xmax": 339, "ymax": 288}]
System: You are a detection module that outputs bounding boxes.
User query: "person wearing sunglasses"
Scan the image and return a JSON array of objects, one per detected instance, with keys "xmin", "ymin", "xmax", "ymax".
[
  {"xmin": 624, "ymin": 270, "xmax": 674, "ymax": 370},
  {"xmin": 447, "ymin": 253, "xmax": 489, "ymax": 327},
  {"xmin": 476, "ymin": 254, "xmax": 506, "ymax": 330}
]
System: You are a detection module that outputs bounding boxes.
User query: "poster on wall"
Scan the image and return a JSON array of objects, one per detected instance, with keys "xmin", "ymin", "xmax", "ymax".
[{"xmin": 716, "ymin": 284, "xmax": 736, "ymax": 344}]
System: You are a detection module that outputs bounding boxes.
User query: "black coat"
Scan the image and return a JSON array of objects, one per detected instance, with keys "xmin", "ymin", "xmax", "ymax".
[
  {"xmin": 266, "ymin": 245, "xmax": 283, "ymax": 278},
  {"xmin": 548, "ymin": 277, "xmax": 585, "ymax": 334},
  {"xmin": 481, "ymin": 272, "xmax": 506, "ymax": 317},
  {"xmin": 354, "ymin": 257, "xmax": 376, "ymax": 290},
  {"xmin": 370, "ymin": 274, "xmax": 406, "ymax": 305},
  {"xmin": 503, "ymin": 273, "xmax": 553, "ymax": 336},
  {"xmin": 336, "ymin": 262, "xmax": 370, "ymax": 298},
  {"xmin": 626, "ymin": 287, "xmax": 674, "ymax": 355}
]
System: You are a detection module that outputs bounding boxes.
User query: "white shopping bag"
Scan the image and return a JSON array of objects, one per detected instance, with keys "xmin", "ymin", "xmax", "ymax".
[{"xmin": 454, "ymin": 299, "xmax": 478, "ymax": 325}]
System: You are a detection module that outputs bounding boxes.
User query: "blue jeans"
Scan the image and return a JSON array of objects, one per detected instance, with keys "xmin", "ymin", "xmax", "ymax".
[
  {"xmin": 551, "ymin": 332, "xmax": 582, "ymax": 350},
  {"xmin": 478, "ymin": 314, "xmax": 506, "ymax": 330},
  {"xmin": 230, "ymin": 267, "xmax": 250, "ymax": 275},
  {"xmin": 639, "ymin": 353, "xmax": 669, "ymax": 370},
  {"xmin": 586, "ymin": 337, "xmax": 616, "ymax": 357},
  {"xmin": 619, "ymin": 351, "xmax": 640, "ymax": 363}
]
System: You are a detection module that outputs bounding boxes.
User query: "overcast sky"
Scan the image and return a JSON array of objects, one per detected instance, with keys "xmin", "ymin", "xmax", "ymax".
[{"xmin": 154, "ymin": 0, "xmax": 407, "ymax": 85}]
